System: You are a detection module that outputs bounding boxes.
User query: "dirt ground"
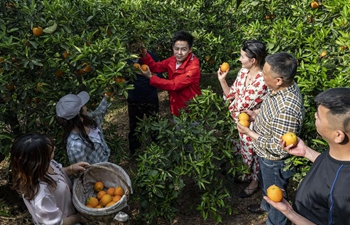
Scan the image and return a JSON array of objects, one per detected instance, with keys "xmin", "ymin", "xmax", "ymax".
[{"xmin": 0, "ymin": 90, "xmax": 295, "ymax": 225}]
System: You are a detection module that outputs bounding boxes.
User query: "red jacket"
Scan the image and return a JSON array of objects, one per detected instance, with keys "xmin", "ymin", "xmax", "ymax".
[{"xmin": 141, "ymin": 52, "xmax": 201, "ymax": 116}]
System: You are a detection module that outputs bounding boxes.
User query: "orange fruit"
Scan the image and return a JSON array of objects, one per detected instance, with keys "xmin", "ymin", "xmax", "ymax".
[
  {"xmin": 94, "ymin": 181, "xmax": 104, "ymax": 192},
  {"xmin": 97, "ymin": 190, "xmax": 107, "ymax": 200},
  {"xmin": 320, "ymin": 50, "xmax": 327, "ymax": 58},
  {"xmin": 82, "ymin": 63, "xmax": 92, "ymax": 72},
  {"xmin": 265, "ymin": 15, "xmax": 271, "ymax": 20},
  {"xmin": 62, "ymin": 50, "xmax": 68, "ymax": 59},
  {"xmin": 95, "ymin": 204, "xmax": 103, "ymax": 208},
  {"xmin": 100, "ymin": 194, "xmax": 112, "ymax": 206},
  {"xmin": 113, "ymin": 195, "xmax": 122, "ymax": 202},
  {"xmin": 238, "ymin": 112, "xmax": 249, "ymax": 121},
  {"xmin": 133, "ymin": 63, "xmax": 140, "ymax": 69},
  {"xmin": 239, "ymin": 120, "xmax": 250, "ymax": 127},
  {"xmin": 281, "ymin": 132, "xmax": 298, "ymax": 147},
  {"xmin": 107, "ymin": 187, "xmax": 115, "ymax": 196},
  {"xmin": 105, "ymin": 91, "xmax": 112, "ymax": 97},
  {"xmin": 33, "ymin": 98, "xmax": 41, "ymax": 104},
  {"xmin": 86, "ymin": 204, "xmax": 94, "ymax": 208},
  {"xmin": 32, "ymin": 27, "xmax": 43, "ymax": 37},
  {"xmin": 267, "ymin": 184, "xmax": 284, "ymax": 202},
  {"xmin": 220, "ymin": 62, "xmax": 230, "ymax": 72},
  {"xmin": 114, "ymin": 186, "xmax": 124, "ymax": 196},
  {"xmin": 114, "ymin": 77, "xmax": 125, "ymax": 84},
  {"xmin": 310, "ymin": 1, "xmax": 319, "ymax": 9},
  {"xmin": 54, "ymin": 69, "xmax": 63, "ymax": 77},
  {"xmin": 86, "ymin": 196, "xmax": 99, "ymax": 208},
  {"xmin": 141, "ymin": 64, "xmax": 149, "ymax": 71},
  {"xmin": 6, "ymin": 84, "xmax": 15, "ymax": 91},
  {"xmin": 105, "ymin": 201, "xmax": 116, "ymax": 207}
]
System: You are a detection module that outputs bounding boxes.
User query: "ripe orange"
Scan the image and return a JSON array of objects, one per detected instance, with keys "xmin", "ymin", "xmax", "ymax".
[
  {"xmin": 75, "ymin": 69, "xmax": 85, "ymax": 75},
  {"xmin": 82, "ymin": 63, "xmax": 92, "ymax": 72},
  {"xmin": 238, "ymin": 112, "xmax": 249, "ymax": 121},
  {"xmin": 97, "ymin": 190, "xmax": 107, "ymax": 200},
  {"xmin": 86, "ymin": 196, "xmax": 99, "ymax": 208},
  {"xmin": 94, "ymin": 181, "xmax": 104, "ymax": 192},
  {"xmin": 62, "ymin": 50, "xmax": 68, "ymax": 59},
  {"xmin": 113, "ymin": 195, "xmax": 122, "ymax": 202},
  {"xmin": 95, "ymin": 204, "xmax": 103, "ymax": 208},
  {"xmin": 32, "ymin": 27, "xmax": 43, "ymax": 37},
  {"xmin": 6, "ymin": 84, "xmax": 15, "ymax": 91},
  {"xmin": 310, "ymin": 1, "xmax": 319, "ymax": 9},
  {"xmin": 267, "ymin": 184, "xmax": 284, "ymax": 202},
  {"xmin": 114, "ymin": 186, "xmax": 124, "ymax": 196},
  {"xmin": 239, "ymin": 120, "xmax": 250, "ymax": 127},
  {"xmin": 141, "ymin": 64, "xmax": 149, "ymax": 71},
  {"xmin": 133, "ymin": 63, "xmax": 140, "ymax": 69},
  {"xmin": 107, "ymin": 187, "xmax": 115, "ymax": 196},
  {"xmin": 100, "ymin": 194, "xmax": 113, "ymax": 206},
  {"xmin": 320, "ymin": 50, "xmax": 327, "ymax": 58},
  {"xmin": 282, "ymin": 132, "xmax": 298, "ymax": 147},
  {"xmin": 220, "ymin": 62, "xmax": 230, "ymax": 72},
  {"xmin": 114, "ymin": 77, "xmax": 126, "ymax": 84},
  {"xmin": 54, "ymin": 69, "xmax": 63, "ymax": 77},
  {"xmin": 105, "ymin": 201, "xmax": 116, "ymax": 207}
]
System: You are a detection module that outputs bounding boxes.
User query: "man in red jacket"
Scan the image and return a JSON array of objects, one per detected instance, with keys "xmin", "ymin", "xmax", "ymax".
[{"xmin": 139, "ymin": 31, "xmax": 201, "ymax": 116}]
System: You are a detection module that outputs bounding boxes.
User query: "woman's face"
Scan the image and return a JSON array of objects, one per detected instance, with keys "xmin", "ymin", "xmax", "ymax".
[
  {"xmin": 173, "ymin": 40, "xmax": 192, "ymax": 64},
  {"xmin": 239, "ymin": 49, "xmax": 254, "ymax": 69},
  {"xmin": 81, "ymin": 105, "xmax": 88, "ymax": 116},
  {"xmin": 50, "ymin": 145, "xmax": 55, "ymax": 160}
]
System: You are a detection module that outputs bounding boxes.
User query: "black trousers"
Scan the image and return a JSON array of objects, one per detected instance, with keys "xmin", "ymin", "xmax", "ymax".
[{"xmin": 128, "ymin": 99, "xmax": 159, "ymax": 154}]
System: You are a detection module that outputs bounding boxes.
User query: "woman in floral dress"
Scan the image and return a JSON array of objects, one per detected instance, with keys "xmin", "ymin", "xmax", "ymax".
[{"xmin": 217, "ymin": 40, "xmax": 268, "ymax": 198}]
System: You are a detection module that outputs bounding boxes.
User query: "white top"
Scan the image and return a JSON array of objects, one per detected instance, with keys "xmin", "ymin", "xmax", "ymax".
[{"xmin": 23, "ymin": 160, "xmax": 76, "ymax": 225}]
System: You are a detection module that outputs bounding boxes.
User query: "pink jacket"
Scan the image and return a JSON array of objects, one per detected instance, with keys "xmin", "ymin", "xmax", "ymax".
[{"xmin": 141, "ymin": 52, "xmax": 201, "ymax": 116}]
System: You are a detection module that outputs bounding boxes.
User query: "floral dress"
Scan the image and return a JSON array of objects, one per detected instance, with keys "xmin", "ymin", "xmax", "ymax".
[{"xmin": 225, "ymin": 68, "xmax": 268, "ymax": 181}]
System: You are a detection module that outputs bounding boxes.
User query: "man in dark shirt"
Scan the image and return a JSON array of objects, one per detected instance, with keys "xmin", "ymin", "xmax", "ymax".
[
  {"xmin": 127, "ymin": 41, "xmax": 161, "ymax": 156},
  {"xmin": 265, "ymin": 87, "xmax": 350, "ymax": 225}
]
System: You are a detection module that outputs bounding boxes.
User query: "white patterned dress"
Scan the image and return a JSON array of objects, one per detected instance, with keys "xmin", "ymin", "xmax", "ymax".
[{"xmin": 225, "ymin": 68, "xmax": 268, "ymax": 181}]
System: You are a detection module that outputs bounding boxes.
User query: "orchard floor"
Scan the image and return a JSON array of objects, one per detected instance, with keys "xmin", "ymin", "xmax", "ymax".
[{"xmin": 0, "ymin": 90, "xmax": 294, "ymax": 225}]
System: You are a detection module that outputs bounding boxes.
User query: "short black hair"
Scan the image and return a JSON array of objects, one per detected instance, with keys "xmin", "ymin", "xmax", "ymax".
[
  {"xmin": 171, "ymin": 31, "xmax": 194, "ymax": 48},
  {"xmin": 315, "ymin": 88, "xmax": 350, "ymax": 115},
  {"xmin": 242, "ymin": 40, "xmax": 267, "ymax": 69},
  {"xmin": 265, "ymin": 52, "xmax": 297, "ymax": 84},
  {"xmin": 315, "ymin": 88, "xmax": 350, "ymax": 133}
]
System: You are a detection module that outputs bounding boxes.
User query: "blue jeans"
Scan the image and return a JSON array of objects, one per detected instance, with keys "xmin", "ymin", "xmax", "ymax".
[{"xmin": 258, "ymin": 156, "xmax": 294, "ymax": 225}]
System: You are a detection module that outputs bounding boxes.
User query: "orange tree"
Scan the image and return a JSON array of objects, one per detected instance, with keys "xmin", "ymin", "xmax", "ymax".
[
  {"xmin": 119, "ymin": 0, "xmax": 350, "ymax": 223},
  {"xmin": 0, "ymin": 0, "xmax": 134, "ymax": 161},
  {"xmin": 1, "ymin": 0, "xmax": 350, "ymax": 223}
]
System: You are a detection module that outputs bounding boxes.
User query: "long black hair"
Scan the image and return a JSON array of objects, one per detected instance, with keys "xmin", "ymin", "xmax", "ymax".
[{"xmin": 56, "ymin": 111, "xmax": 97, "ymax": 151}]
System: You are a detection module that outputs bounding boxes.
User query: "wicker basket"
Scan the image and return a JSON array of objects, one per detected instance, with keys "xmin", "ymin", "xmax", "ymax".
[{"xmin": 72, "ymin": 162, "xmax": 133, "ymax": 223}]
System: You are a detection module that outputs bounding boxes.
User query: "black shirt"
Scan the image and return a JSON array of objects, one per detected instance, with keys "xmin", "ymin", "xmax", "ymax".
[{"xmin": 293, "ymin": 149, "xmax": 350, "ymax": 225}]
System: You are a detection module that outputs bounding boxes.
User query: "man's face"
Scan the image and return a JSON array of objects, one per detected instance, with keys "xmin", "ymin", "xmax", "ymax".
[
  {"xmin": 262, "ymin": 62, "xmax": 279, "ymax": 91},
  {"xmin": 173, "ymin": 40, "xmax": 192, "ymax": 64}
]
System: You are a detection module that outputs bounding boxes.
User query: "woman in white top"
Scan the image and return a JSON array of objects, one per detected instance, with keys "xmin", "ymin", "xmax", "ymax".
[{"xmin": 10, "ymin": 133, "xmax": 89, "ymax": 225}]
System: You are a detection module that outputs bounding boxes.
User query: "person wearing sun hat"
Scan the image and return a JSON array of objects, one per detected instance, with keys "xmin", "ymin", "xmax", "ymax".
[{"xmin": 56, "ymin": 91, "xmax": 111, "ymax": 165}]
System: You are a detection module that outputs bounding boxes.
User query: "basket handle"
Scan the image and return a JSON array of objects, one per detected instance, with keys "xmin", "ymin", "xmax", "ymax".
[{"xmin": 80, "ymin": 164, "xmax": 131, "ymax": 196}]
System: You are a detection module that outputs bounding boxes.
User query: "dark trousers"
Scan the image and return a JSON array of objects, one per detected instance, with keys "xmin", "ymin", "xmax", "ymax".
[{"xmin": 128, "ymin": 99, "xmax": 159, "ymax": 154}]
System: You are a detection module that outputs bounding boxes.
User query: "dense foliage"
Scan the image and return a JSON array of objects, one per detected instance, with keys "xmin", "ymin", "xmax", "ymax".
[{"xmin": 1, "ymin": 0, "xmax": 350, "ymax": 223}]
